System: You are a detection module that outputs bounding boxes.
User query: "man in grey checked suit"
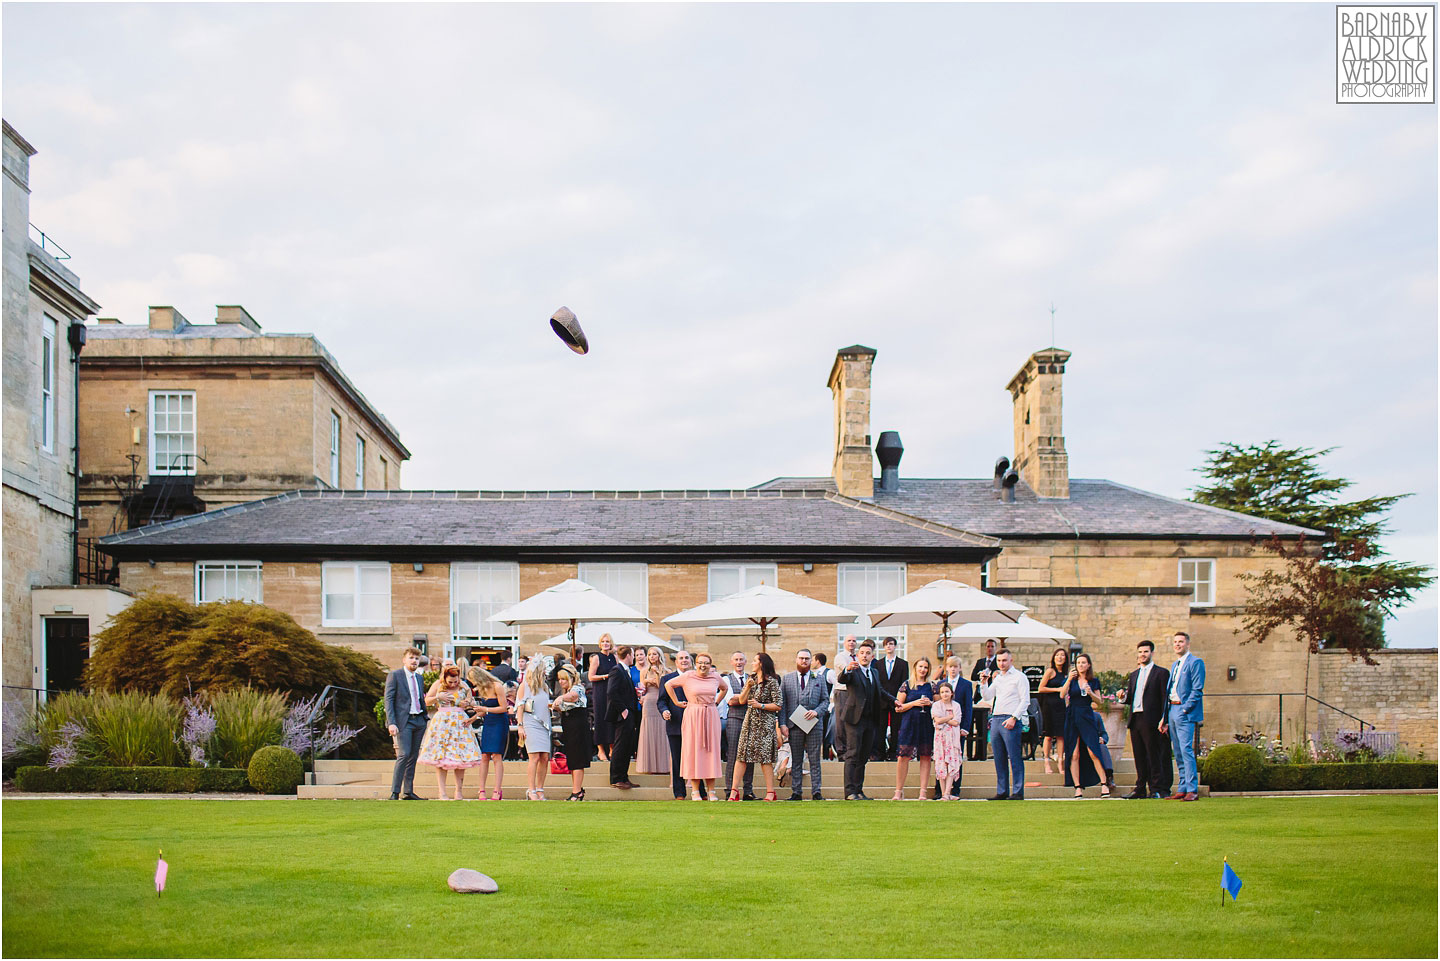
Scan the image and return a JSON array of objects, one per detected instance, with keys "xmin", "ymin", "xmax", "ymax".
[
  {"xmin": 779, "ymin": 648, "xmax": 828, "ymax": 800},
  {"xmin": 722, "ymin": 650, "xmax": 755, "ymax": 799}
]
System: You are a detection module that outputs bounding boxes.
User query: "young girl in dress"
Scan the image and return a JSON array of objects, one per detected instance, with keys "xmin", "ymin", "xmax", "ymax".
[
  {"xmin": 931, "ymin": 681, "xmax": 966, "ymax": 801},
  {"xmin": 418, "ymin": 665, "xmax": 483, "ymax": 799}
]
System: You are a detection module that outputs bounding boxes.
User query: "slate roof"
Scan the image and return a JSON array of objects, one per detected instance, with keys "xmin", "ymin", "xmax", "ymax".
[
  {"xmin": 98, "ymin": 489, "xmax": 1001, "ymax": 561},
  {"xmin": 750, "ymin": 477, "xmax": 1321, "ymax": 539}
]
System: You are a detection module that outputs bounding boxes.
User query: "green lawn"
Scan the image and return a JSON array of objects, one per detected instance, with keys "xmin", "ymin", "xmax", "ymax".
[{"xmin": 3, "ymin": 796, "xmax": 1435, "ymax": 958}]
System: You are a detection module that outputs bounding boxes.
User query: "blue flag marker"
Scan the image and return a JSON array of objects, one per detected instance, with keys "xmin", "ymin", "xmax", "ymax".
[{"xmin": 1222, "ymin": 859, "xmax": 1243, "ymax": 903}]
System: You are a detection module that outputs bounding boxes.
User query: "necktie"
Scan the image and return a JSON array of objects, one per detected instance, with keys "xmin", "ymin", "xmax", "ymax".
[
  {"xmin": 408, "ymin": 671, "xmax": 419, "ymax": 711},
  {"xmin": 800, "ymin": 673, "xmax": 807, "ymax": 694}
]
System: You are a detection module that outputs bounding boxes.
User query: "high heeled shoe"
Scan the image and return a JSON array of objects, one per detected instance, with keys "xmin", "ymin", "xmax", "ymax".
[
  {"xmin": 891, "ymin": 789, "xmax": 904, "ymax": 801},
  {"xmin": 763, "ymin": 791, "xmax": 777, "ymax": 802},
  {"xmin": 727, "ymin": 789, "xmax": 741, "ymax": 801},
  {"xmin": 489, "ymin": 789, "xmax": 501, "ymax": 801}
]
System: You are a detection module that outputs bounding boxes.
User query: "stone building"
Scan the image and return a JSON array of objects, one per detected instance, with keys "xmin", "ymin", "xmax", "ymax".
[
  {"xmin": 2, "ymin": 121, "xmax": 130, "ymax": 697},
  {"xmin": 77, "ymin": 305, "xmax": 411, "ymax": 544},
  {"xmin": 100, "ymin": 341, "xmax": 1431, "ymax": 752}
]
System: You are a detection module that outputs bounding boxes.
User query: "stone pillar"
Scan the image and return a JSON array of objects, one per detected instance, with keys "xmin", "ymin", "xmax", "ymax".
[
  {"xmin": 1006, "ymin": 348, "xmax": 1071, "ymax": 499},
  {"xmin": 827, "ymin": 345, "xmax": 876, "ymax": 498}
]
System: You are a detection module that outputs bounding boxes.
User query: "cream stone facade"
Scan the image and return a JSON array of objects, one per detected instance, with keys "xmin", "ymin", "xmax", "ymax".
[
  {"xmin": 2, "ymin": 121, "xmax": 130, "ymax": 696},
  {"xmin": 78, "ymin": 306, "xmax": 409, "ymax": 538}
]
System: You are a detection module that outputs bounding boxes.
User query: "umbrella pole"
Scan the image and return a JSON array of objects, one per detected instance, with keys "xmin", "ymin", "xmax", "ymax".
[
  {"xmin": 568, "ymin": 619, "xmax": 577, "ymax": 664},
  {"xmin": 758, "ymin": 619, "xmax": 768, "ymax": 655},
  {"xmin": 937, "ymin": 613, "xmax": 952, "ymax": 661}
]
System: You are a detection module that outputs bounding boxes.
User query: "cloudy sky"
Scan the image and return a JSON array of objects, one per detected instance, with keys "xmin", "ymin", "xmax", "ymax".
[{"xmin": 5, "ymin": 4, "xmax": 1435, "ymax": 645}]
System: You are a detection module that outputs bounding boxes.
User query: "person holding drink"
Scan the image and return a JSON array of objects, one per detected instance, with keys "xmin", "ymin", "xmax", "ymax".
[
  {"xmin": 1060, "ymin": 652, "xmax": 1111, "ymax": 798},
  {"xmin": 729, "ymin": 652, "xmax": 783, "ymax": 801},
  {"xmin": 969, "ymin": 640, "xmax": 1000, "ymax": 761},
  {"xmin": 891, "ymin": 656, "xmax": 935, "ymax": 800}
]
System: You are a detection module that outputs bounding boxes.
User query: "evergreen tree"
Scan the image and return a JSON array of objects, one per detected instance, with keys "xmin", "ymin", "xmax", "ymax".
[{"xmin": 1193, "ymin": 441, "xmax": 1433, "ymax": 649}]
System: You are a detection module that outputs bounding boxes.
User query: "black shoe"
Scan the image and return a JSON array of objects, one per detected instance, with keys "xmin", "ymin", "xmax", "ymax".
[
  {"xmin": 1151, "ymin": 791, "xmax": 1166, "ymax": 799},
  {"xmin": 390, "ymin": 793, "xmax": 400, "ymax": 800},
  {"xmin": 402, "ymin": 793, "xmax": 424, "ymax": 800},
  {"xmin": 846, "ymin": 793, "xmax": 862, "ymax": 800},
  {"xmin": 1123, "ymin": 790, "xmax": 1146, "ymax": 799},
  {"xmin": 1008, "ymin": 793, "xmax": 1025, "ymax": 800},
  {"xmin": 986, "ymin": 794, "xmax": 1008, "ymax": 801},
  {"xmin": 855, "ymin": 792, "xmax": 873, "ymax": 800},
  {"xmin": 812, "ymin": 793, "xmax": 824, "ymax": 801},
  {"xmin": 743, "ymin": 793, "xmax": 758, "ymax": 801},
  {"xmin": 786, "ymin": 794, "xmax": 803, "ymax": 801}
]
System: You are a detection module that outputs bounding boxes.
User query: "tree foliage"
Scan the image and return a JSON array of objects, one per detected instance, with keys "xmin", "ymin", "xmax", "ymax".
[
  {"xmin": 86, "ymin": 593, "xmax": 385, "ymax": 701},
  {"xmin": 1194, "ymin": 441, "xmax": 1433, "ymax": 649}
]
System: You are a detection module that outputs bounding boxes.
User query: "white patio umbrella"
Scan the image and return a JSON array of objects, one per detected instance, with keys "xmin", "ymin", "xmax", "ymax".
[
  {"xmin": 664, "ymin": 584, "xmax": 859, "ymax": 654},
  {"xmin": 944, "ymin": 615, "xmax": 1074, "ymax": 642},
  {"xmin": 864, "ymin": 579, "xmax": 1028, "ymax": 657},
  {"xmin": 537, "ymin": 622, "xmax": 681, "ymax": 657},
  {"xmin": 490, "ymin": 579, "xmax": 650, "ymax": 662}
]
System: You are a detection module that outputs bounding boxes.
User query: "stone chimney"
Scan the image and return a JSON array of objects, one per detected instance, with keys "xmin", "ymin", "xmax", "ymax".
[
  {"xmin": 828, "ymin": 345, "xmax": 877, "ymax": 498},
  {"xmin": 216, "ymin": 305, "xmax": 261, "ymax": 333},
  {"xmin": 1006, "ymin": 347, "xmax": 1071, "ymax": 499},
  {"xmin": 148, "ymin": 306, "xmax": 190, "ymax": 332}
]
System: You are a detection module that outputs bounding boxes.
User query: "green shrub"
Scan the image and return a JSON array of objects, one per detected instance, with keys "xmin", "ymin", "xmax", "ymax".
[
  {"xmin": 14, "ymin": 765, "xmax": 250, "ymax": 793},
  {"xmin": 247, "ymin": 745, "xmax": 303, "ymax": 795},
  {"xmin": 84, "ymin": 593, "xmax": 386, "ymax": 702},
  {"xmin": 1201, "ymin": 743, "xmax": 1265, "ymax": 791},
  {"xmin": 210, "ymin": 688, "xmax": 287, "ymax": 768},
  {"xmin": 85, "ymin": 592, "xmax": 198, "ymax": 693},
  {"xmin": 87, "ymin": 691, "xmax": 182, "ymax": 767},
  {"xmin": 1257, "ymin": 762, "xmax": 1438, "ymax": 791}
]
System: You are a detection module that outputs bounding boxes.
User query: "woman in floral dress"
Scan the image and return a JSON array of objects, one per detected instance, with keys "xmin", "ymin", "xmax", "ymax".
[{"xmin": 419, "ymin": 665, "xmax": 482, "ymax": 799}]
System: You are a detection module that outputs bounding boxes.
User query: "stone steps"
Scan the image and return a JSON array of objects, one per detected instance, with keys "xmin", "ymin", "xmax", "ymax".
[{"xmin": 296, "ymin": 757, "xmax": 1182, "ymax": 801}]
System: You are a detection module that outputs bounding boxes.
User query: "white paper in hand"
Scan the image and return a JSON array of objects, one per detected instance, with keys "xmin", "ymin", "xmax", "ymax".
[{"xmin": 789, "ymin": 707, "xmax": 817, "ymax": 733}]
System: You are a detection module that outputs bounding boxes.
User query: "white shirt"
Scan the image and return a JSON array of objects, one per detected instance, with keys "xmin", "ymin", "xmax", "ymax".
[
  {"xmin": 1169, "ymin": 653, "xmax": 1189, "ymax": 700},
  {"xmin": 980, "ymin": 667, "xmax": 1030, "ymax": 719},
  {"xmin": 405, "ymin": 669, "xmax": 423, "ymax": 714},
  {"xmin": 1132, "ymin": 662, "xmax": 1154, "ymax": 713},
  {"xmin": 833, "ymin": 649, "xmax": 858, "ymax": 691}
]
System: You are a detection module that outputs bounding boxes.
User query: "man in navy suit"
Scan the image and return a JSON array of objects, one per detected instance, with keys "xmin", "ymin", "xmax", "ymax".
[{"xmin": 1158, "ymin": 631, "xmax": 1205, "ymax": 801}]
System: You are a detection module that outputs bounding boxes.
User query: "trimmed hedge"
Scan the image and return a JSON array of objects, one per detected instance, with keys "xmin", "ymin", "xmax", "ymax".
[
  {"xmin": 14, "ymin": 766, "xmax": 251, "ymax": 793},
  {"xmin": 247, "ymin": 745, "xmax": 303, "ymax": 795},
  {"xmin": 1200, "ymin": 744, "xmax": 1266, "ymax": 792},
  {"xmin": 1258, "ymin": 762, "xmax": 1437, "ymax": 792}
]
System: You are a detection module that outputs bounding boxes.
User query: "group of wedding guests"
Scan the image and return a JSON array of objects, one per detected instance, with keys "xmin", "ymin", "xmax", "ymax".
[{"xmin": 382, "ymin": 628, "xmax": 1205, "ymax": 803}]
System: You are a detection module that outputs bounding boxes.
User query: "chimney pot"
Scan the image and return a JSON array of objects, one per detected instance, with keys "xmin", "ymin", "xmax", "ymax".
[{"xmin": 875, "ymin": 431, "xmax": 903, "ymax": 493}]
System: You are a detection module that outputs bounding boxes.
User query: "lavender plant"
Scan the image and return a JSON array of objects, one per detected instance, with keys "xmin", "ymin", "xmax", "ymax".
[
  {"xmin": 47, "ymin": 721, "xmax": 86, "ymax": 769},
  {"xmin": 281, "ymin": 693, "xmax": 360, "ymax": 759},
  {"xmin": 177, "ymin": 697, "xmax": 217, "ymax": 767}
]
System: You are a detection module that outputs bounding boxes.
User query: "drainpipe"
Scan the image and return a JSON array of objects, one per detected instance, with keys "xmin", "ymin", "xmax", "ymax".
[{"xmin": 67, "ymin": 320, "xmax": 87, "ymax": 585}]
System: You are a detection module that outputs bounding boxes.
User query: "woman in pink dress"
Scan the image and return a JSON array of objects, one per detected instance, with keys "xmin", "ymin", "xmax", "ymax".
[{"xmin": 665, "ymin": 651, "xmax": 727, "ymax": 801}]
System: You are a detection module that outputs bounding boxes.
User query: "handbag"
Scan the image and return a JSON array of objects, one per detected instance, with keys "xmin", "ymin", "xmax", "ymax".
[{"xmin": 549, "ymin": 752, "xmax": 569, "ymax": 775}]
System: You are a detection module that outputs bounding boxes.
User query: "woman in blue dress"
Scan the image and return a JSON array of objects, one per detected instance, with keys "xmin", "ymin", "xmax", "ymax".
[
  {"xmin": 1061, "ymin": 653, "xmax": 1111, "ymax": 798},
  {"xmin": 891, "ymin": 656, "xmax": 935, "ymax": 800},
  {"xmin": 587, "ymin": 634, "xmax": 618, "ymax": 762},
  {"xmin": 467, "ymin": 665, "xmax": 511, "ymax": 800}
]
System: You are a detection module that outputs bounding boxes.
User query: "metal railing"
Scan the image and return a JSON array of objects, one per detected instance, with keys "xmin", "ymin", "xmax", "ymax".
[
  {"xmin": 308, "ymin": 685, "xmax": 369, "ymax": 771},
  {"xmin": 75, "ymin": 537, "xmax": 119, "ymax": 585},
  {"xmin": 1201, "ymin": 692, "xmax": 1377, "ymax": 752},
  {"xmin": 28, "ymin": 223, "xmax": 71, "ymax": 260}
]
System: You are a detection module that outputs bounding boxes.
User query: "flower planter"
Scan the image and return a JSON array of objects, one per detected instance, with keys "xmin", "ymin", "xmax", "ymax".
[{"xmin": 1100, "ymin": 709, "xmax": 1128, "ymax": 760}]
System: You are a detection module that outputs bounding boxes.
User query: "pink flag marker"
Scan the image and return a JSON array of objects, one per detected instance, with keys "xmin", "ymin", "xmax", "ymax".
[{"xmin": 155, "ymin": 850, "xmax": 168, "ymax": 897}]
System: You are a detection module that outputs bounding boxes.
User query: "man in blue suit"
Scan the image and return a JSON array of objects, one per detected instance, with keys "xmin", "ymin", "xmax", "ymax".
[{"xmin": 1158, "ymin": 631, "xmax": 1204, "ymax": 801}]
